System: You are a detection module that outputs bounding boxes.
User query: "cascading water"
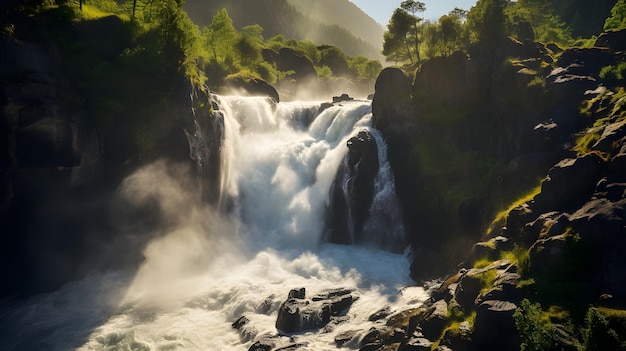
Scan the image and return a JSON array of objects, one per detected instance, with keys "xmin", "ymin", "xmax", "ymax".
[{"xmin": 0, "ymin": 96, "xmax": 427, "ymax": 351}]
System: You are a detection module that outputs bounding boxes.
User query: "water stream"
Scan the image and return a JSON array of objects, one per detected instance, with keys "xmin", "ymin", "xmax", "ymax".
[{"xmin": 0, "ymin": 96, "xmax": 426, "ymax": 351}]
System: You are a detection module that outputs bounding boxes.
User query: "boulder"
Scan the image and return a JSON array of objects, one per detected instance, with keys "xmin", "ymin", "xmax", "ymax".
[
  {"xmin": 399, "ymin": 337, "xmax": 433, "ymax": 351},
  {"xmin": 595, "ymin": 29, "xmax": 626, "ymax": 51},
  {"xmin": 568, "ymin": 198, "xmax": 626, "ymax": 299},
  {"xmin": 419, "ymin": 299, "xmax": 448, "ymax": 340},
  {"xmin": 472, "ymin": 236, "xmax": 512, "ymax": 261},
  {"xmin": 275, "ymin": 288, "xmax": 355, "ymax": 334},
  {"xmin": 522, "ymin": 211, "xmax": 570, "ymax": 243},
  {"xmin": 325, "ymin": 130, "xmax": 379, "ymax": 245},
  {"xmin": 372, "ymin": 68, "xmax": 413, "ymax": 136},
  {"xmin": 333, "ymin": 93, "xmax": 354, "ymax": 103},
  {"xmin": 556, "ymin": 47, "xmax": 617, "ymax": 76},
  {"xmin": 232, "ymin": 316, "xmax": 257, "ymax": 342},
  {"xmin": 335, "ymin": 330, "xmax": 359, "ymax": 347},
  {"xmin": 609, "ymin": 154, "xmax": 626, "ymax": 182},
  {"xmin": 224, "ymin": 76, "xmax": 280, "ymax": 103},
  {"xmin": 263, "ymin": 47, "xmax": 317, "ymax": 83},
  {"xmin": 533, "ymin": 153, "xmax": 604, "ymax": 212},
  {"xmin": 473, "ymin": 300, "xmax": 518, "ymax": 351},
  {"xmin": 593, "ymin": 120, "xmax": 626, "ymax": 154},
  {"xmin": 369, "ymin": 306, "xmax": 393, "ymax": 322}
]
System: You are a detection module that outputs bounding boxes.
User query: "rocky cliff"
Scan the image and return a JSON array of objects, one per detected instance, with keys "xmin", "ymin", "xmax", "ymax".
[
  {"xmin": 367, "ymin": 29, "xmax": 626, "ymax": 350},
  {"xmin": 0, "ymin": 12, "xmax": 222, "ymax": 297}
]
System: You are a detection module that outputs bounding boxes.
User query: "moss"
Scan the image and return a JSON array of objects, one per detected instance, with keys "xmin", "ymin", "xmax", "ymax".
[
  {"xmin": 486, "ymin": 184, "xmax": 542, "ymax": 236},
  {"xmin": 573, "ymin": 132, "xmax": 601, "ymax": 156},
  {"xmin": 500, "ymin": 244, "xmax": 530, "ymax": 277},
  {"xmin": 473, "ymin": 258, "xmax": 492, "ymax": 269}
]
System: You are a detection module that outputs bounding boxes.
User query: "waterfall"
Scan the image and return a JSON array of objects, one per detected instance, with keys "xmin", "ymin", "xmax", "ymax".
[{"xmin": 0, "ymin": 96, "xmax": 424, "ymax": 351}]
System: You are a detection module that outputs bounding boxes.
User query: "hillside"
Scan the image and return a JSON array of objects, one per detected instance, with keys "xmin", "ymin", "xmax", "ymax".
[
  {"xmin": 286, "ymin": 0, "xmax": 384, "ymax": 48},
  {"xmin": 183, "ymin": 0, "xmax": 383, "ymax": 60}
]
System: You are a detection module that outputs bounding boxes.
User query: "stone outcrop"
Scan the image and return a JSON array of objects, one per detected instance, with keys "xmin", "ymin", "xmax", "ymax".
[
  {"xmin": 0, "ymin": 17, "xmax": 214, "ymax": 297},
  {"xmin": 224, "ymin": 76, "xmax": 280, "ymax": 103},
  {"xmin": 274, "ymin": 287, "xmax": 355, "ymax": 334},
  {"xmin": 262, "ymin": 47, "xmax": 317, "ymax": 83},
  {"xmin": 325, "ymin": 130, "xmax": 379, "ymax": 245}
]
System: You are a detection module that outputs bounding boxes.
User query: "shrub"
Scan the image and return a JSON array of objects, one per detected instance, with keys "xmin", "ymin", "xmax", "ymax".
[
  {"xmin": 581, "ymin": 307, "xmax": 625, "ymax": 351},
  {"xmin": 514, "ymin": 299, "xmax": 553, "ymax": 351}
]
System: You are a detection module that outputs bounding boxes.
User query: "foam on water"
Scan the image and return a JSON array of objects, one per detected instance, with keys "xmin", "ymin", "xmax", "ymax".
[{"xmin": 0, "ymin": 96, "xmax": 427, "ymax": 351}]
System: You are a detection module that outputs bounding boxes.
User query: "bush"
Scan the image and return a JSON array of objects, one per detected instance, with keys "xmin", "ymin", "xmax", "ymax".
[
  {"xmin": 581, "ymin": 307, "xmax": 625, "ymax": 351},
  {"xmin": 514, "ymin": 299, "xmax": 553, "ymax": 351}
]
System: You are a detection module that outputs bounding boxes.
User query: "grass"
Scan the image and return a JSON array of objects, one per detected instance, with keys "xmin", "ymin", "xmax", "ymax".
[
  {"xmin": 500, "ymin": 244, "xmax": 530, "ymax": 276},
  {"xmin": 486, "ymin": 184, "xmax": 542, "ymax": 236}
]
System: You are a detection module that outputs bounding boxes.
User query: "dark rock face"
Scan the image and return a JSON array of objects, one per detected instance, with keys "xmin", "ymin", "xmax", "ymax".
[
  {"xmin": 262, "ymin": 47, "xmax": 317, "ymax": 83},
  {"xmin": 275, "ymin": 287, "xmax": 355, "ymax": 334},
  {"xmin": 473, "ymin": 300, "xmax": 519, "ymax": 351},
  {"xmin": 332, "ymin": 93, "xmax": 354, "ymax": 103},
  {"xmin": 185, "ymin": 89, "xmax": 226, "ymax": 206},
  {"xmin": 372, "ymin": 68, "xmax": 413, "ymax": 137},
  {"xmin": 533, "ymin": 154, "xmax": 605, "ymax": 212},
  {"xmin": 224, "ymin": 76, "xmax": 280, "ymax": 103},
  {"xmin": 595, "ymin": 29, "xmax": 626, "ymax": 51},
  {"xmin": 0, "ymin": 23, "xmax": 215, "ymax": 297},
  {"xmin": 325, "ymin": 130, "xmax": 379, "ymax": 245}
]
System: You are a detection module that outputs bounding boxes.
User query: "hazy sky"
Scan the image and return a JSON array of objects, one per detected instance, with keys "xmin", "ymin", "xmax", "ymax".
[{"xmin": 349, "ymin": 0, "xmax": 478, "ymax": 26}]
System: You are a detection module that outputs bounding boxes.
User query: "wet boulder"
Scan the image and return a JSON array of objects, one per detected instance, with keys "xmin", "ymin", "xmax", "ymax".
[
  {"xmin": 473, "ymin": 300, "xmax": 519, "ymax": 351},
  {"xmin": 325, "ymin": 130, "xmax": 379, "ymax": 245},
  {"xmin": 275, "ymin": 288, "xmax": 355, "ymax": 334},
  {"xmin": 224, "ymin": 76, "xmax": 280, "ymax": 103}
]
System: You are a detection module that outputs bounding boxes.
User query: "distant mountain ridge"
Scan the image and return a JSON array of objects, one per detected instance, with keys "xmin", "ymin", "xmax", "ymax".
[
  {"xmin": 183, "ymin": 0, "xmax": 384, "ymax": 60},
  {"xmin": 286, "ymin": 0, "xmax": 384, "ymax": 48}
]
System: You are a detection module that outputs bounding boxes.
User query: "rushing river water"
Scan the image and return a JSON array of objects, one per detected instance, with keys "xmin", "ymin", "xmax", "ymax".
[{"xmin": 0, "ymin": 96, "xmax": 427, "ymax": 351}]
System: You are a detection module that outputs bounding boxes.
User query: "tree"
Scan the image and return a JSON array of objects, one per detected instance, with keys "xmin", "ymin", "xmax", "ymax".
[
  {"xmin": 508, "ymin": 0, "xmax": 572, "ymax": 44},
  {"xmin": 319, "ymin": 45, "xmax": 350, "ymax": 76},
  {"xmin": 241, "ymin": 24, "xmax": 264, "ymax": 45},
  {"xmin": 383, "ymin": 8, "xmax": 415, "ymax": 64},
  {"xmin": 401, "ymin": 0, "xmax": 426, "ymax": 63},
  {"xmin": 202, "ymin": 8, "xmax": 238, "ymax": 63},
  {"xmin": 438, "ymin": 14, "xmax": 463, "ymax": 56},
  {"xmin": 604, "ymin": 0, "xmax": 626, "ymax": 30},
  {"xmin": 449, "ymin": 7, "xmax": 468, "ymax": 21},
  {"xmin": 234, "ymin": 35, "xmax": 261, "ymax": 67},
  {"xmin": 513, "ymin": 299, "xmax": 553, "ymax": 351},
  {"xmin": 467, "ymin": 0, "xmax": 511, "ymax": 43}
]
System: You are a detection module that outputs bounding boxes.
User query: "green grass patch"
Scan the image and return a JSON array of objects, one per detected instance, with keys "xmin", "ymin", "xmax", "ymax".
[
  {"xmin": 500, "ymin": 245, "xmax": 530, "ymax": 277},
  {"xmin": 473, "ymin": 257, "xmax": 492, "ymax": 269},
  {"xmin": 486, "ymin": 184, "xmax": 542, "ymax": 236}
]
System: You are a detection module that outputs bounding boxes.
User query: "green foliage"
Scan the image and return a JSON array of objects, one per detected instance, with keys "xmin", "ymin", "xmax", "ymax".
[
  {"xmin": 467, "ymin": 0, "xmax": 510, "ymax": 43},
  {"xmin": 241, "ymin": 24, "xmax": 264, "ymax": 45},
  {"xmin": 315, "ymin": 65, "xmax": 333, "ymax": 79},
  {"xmin": 514, "ymin": 299, "xmax": 553, "ymax": 351},
  {"xmin": 581, "ymin": 308, "xmax": 626, "ymax": 351},
  {"xmin": 604, "ymin": 0, "xmax": 626, "ymax": 30},
  {"xmin": 202, "ymin": 8, "xmax": 237, "ymax": 63},
  {"xmin": 348, "ymin": 56, "xmax": 382, "ymax": 80},
  {"xmin": 500, "ymin": 245, "xmax": 530, "ymax": 276},
  {"xmin": 507, "ymin": 0, "xmax": 573, "ymax": 45},
  {"xmin": 234, "ymin": 35, "xmax": 261, "ymax": 67},
  {"xmin": 600, "ymin": 62, "xmax": 626, "ymax": 86},
  {"xmin": 383, "ymin": 8, "xmax": 417, "ymax": 64},
  {"xmin": 255, "ymin": 61, "xmax": 276, "ymax": 83},
  {"xmin": 294, "ymin": 40, "xmax": 321, "ymax": 64},
  {"xmin": 573, "ymin": 132, "xmax": 601, "ymax": 156}
]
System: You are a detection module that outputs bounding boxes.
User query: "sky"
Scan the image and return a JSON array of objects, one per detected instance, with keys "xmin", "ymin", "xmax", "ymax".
[{"xmin": 349, "ymin": 0, "xmax": 479, "ymax": 26}]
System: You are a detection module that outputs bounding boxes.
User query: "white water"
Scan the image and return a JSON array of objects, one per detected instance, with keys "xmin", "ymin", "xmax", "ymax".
[{"xmin": 0, "ymin": 97, "xmax": 426, "ymax": 351}]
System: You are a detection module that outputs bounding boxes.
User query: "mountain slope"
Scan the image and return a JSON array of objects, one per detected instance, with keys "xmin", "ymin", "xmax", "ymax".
[
  {"xmin": 183, "ymin": 0, "xmax": 383, "ymax": 60},
  {"xmin": 286, "ymin": 0, "xmax": 384, "ymax": 48}
]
